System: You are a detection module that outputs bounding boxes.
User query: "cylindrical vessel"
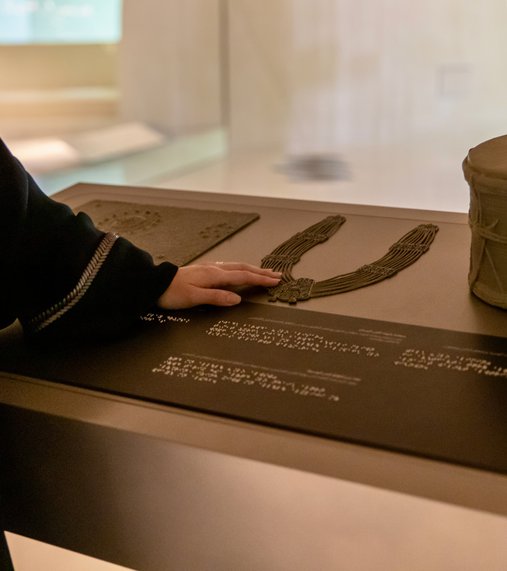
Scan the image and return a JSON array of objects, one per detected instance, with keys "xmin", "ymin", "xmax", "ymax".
[{"xmin": 463, "ymin": 134, "xmax": 507, "ymax": 309}]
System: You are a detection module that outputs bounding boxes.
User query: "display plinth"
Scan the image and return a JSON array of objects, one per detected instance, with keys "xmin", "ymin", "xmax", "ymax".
[{"xmin": 2, "ymin": 183, "xmax": 507, "ymax": 571}]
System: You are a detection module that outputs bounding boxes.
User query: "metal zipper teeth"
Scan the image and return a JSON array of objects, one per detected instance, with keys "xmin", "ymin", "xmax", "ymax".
[{"xmin": 27, "ymin": 232, "xmax": 119, "ymax": 333}]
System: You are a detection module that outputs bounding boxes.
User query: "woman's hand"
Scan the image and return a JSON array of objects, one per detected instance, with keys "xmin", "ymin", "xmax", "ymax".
[{"xmin": 157, "ymin": 262, "xmax": 282, "ymax": 310}]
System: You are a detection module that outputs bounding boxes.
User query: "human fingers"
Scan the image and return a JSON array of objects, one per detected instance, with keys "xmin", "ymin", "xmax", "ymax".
[
  {"xmin": 198, "ymin": 266, "xmax": 281, "ymax": 288},
  {"xmin": 158, "ymin": 265, "xmax": 280, "ymax": 309},
  {"xmin": 182, "ymin": 286, "xmax": 242, "ymax": 307},
  {"xmin": 158, "ymin": 279, "xmax": 241, "ymax": 309},
  {"xmin": 204, "ymin": 261, "xmax": 282, "ymax": 278}
]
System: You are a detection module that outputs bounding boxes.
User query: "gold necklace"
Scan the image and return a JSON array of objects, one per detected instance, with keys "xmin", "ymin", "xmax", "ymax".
[{"xmin": 261, "ymin": 215, "xmax": 438, "ymax": 304}]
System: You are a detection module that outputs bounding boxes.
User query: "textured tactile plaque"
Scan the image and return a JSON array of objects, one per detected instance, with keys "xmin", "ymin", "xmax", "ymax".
[{"xmin": 77, "ymin": 200, "xmax": 260, "ymax": 265}]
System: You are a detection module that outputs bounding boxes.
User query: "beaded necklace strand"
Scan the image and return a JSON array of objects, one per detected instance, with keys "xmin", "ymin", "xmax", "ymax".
[{"xmin": 261, "ymin": 215, "xmax": 439, "ymax": 304}]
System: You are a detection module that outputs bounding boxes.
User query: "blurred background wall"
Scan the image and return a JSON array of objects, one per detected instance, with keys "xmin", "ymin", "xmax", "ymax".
[
  {"xmin": 1, "ymin": 0, "xmax": 507, "ymax": 204},
  {"xmin": 225, "ymin": 0, "xmax": 507, "ymax": 151},
  {"xmin": 119, "ymin": 0, "xmax": 222, "ymax": 136}
]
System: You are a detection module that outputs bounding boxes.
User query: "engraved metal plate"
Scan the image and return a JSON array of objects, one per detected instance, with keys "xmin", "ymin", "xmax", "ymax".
[{"xmin": 78, "ymin": 200, "xmax": 260, "ymax": 265}]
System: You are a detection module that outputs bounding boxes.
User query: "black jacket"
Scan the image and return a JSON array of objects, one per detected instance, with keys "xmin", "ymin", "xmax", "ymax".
[{"xmin": 0, "ymin": 138, "xmax": 178, "ymax": 341}]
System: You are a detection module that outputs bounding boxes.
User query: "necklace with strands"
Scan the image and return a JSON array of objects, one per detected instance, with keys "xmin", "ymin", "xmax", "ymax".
[{"xmin": 261, "ymin": 215, "xmax": 439, "ymax": 304}]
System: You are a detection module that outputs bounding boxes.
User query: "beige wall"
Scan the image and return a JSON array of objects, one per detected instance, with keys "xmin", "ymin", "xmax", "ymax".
[
  {"xmin": 226, "ymin": 0, "xmax": 507, "ymax": 151},
  {"xmin": 0, "ymin": 0, "xmax": 223, "ymax": 135},
  {"xmin": 118, "ymin": 0, "xmax": 222, "ymax": 135},
  {"xmin": 0, "ymin": 44, "xmax": 118, "ymax": 91},
  {"xmin": 0, "ymin": 44, "xmax": 118, "ymax": 121},
  {"xmin": 3, "ymin": 0, "xmax": 507, "ymax": 147},
  {"xmin": 226, "ymin": 0, "xmax": 292, "ymax": 151}
]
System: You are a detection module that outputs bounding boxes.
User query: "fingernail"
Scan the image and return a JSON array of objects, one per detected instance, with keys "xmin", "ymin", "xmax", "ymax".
[{"xmin": 226, "ymin": 292, "xmax": 241, "ymax": 305}]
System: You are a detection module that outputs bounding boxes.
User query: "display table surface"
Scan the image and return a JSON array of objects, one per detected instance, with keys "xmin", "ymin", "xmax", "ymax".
[{"xmin": 1, "ymin": 183, "xmax": 507, "ymax": 571}]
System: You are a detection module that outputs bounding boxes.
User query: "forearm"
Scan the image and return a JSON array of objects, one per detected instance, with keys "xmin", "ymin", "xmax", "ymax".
[
  {"xmin": 1, "ymin": 138, "xmax": 178, "ymax": 341},
  {"xmin": 20, "ymin": 233, "xmax": 178, "ymax": 341}
]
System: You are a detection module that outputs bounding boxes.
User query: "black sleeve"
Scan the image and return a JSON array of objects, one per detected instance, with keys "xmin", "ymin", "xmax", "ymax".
[{"xmin": 0, "ymin": 138, "xmax": 178, "ymax": 342}]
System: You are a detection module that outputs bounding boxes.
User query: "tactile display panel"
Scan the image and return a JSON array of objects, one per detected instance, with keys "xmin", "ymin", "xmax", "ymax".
[{"xmin": 77, "ymin": 200, "xmax": 260, "ymax": 265}]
